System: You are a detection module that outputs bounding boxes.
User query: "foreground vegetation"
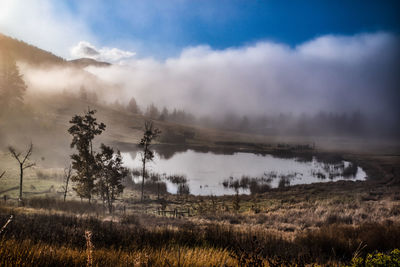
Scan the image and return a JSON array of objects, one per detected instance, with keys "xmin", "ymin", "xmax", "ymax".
[{"xmin": 0, "ymin": 170, "xmax": 399, "ymax": 266}]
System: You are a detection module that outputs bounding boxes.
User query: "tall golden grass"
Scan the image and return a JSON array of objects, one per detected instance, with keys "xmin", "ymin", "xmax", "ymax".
[{"xmin": 0, "ymin": 239, "xmax": 239, "ymax": 266}]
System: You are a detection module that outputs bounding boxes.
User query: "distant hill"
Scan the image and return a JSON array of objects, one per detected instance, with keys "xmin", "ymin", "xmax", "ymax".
[
  {"xmin": 68, "ymin": 58, "xmax": 111, "ymax": 68},
  {"xmin": 0, "ymin": 33, "xmax": 110, "ymax": 68}
]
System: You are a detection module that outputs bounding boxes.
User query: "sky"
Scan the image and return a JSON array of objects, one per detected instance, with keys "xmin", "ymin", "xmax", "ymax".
[
  {"xmin": 1, "ymin": 0, "xmax": 400, "ymax": 125},
  {"xmin": 1, "ymin": 0, "xmax": 399, "ymax": 59}
]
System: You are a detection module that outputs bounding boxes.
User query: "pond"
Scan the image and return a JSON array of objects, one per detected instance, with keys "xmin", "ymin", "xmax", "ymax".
[{"xmin": 122, "ymin": 149, "xmax": 367, "ymax": 196}]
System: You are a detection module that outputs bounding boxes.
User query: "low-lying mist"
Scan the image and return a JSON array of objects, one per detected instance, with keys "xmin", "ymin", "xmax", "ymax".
[{"xmin": 18, "ymin": 32, "xmax": 400, "ymax": 137}]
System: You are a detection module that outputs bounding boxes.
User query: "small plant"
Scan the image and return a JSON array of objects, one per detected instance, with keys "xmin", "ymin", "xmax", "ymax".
[
  {"xmin": 0, "ymin": 215, "xmax": 13, "ymax": 235},
  {"xmin": 349, "ymin": 249, "xmax": 400, "ymax": 267},
  {"xmin": 85, "ymin": 230, "xmax": 93, "ymax": 267},
  {"xmin": 232, "ymin": 193, "xmax": 240, "ymax": 212}
]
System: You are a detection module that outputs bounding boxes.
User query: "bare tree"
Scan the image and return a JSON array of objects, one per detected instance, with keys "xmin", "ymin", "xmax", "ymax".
[
  {"xmin": 62, "ymin": 165, "xmax": 72, "ymax": 202},
  {"xmin": 139, "ymin": 121, "xmax": 161, "ymax": 201},
  {"xmin": 8, "ymin": 143, "xmax": 35, "ymax": 203}
]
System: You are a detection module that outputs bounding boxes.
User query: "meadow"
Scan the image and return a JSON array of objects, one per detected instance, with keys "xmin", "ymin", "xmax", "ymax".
[{"xmin": 0, "ymin": 165, "xmax": 399, "ymax": 266}]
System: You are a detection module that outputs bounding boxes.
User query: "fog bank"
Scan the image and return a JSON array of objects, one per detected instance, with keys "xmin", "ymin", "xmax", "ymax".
[
  {"xmin": 89, "ymin": 33, "xmax": 399, "ymax": 121},
  {"xmin": 20, "ymin": 32, "xmax": 400, "ymax": 126}
]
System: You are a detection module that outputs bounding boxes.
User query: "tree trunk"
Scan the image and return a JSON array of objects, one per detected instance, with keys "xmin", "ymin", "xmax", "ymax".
[
  {"xmin": 107, "ymin": 189, "xmax": 112, "ymax": 214},
  {"xmin": 141, "ymin": 159, "xmax": 146, "ymax": 202},
  {"xmin": 63, "ymin": 178, "xmax": 69, "ymax": 202},
  {"xmin": 19, "ymin": 164, "xmax": 23, "ymax": 203}
]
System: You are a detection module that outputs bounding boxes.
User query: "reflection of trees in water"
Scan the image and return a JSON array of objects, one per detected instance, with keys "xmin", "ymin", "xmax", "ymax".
[
  {"xmin": 155, "ymin": 146, "xmax": 189, "ymax": 160},
  {"xmin": 311, "ymin": 161, "xmax": 358, "ymax": 180},
  {"xmin": 155, "ymin": 145, "xmax": 237, "ymax": 160},
  {"xmin": 124, "ymin": 169, "xmax": 168, "ymax": 197},
  {"xmin": 167, "ymin": 174, "xmax": 190, "ymax": 196},
  {"xmin": 128, "ymin": 151, "xmax": 137, "ymax": 161},
  {"xmin": 342, "ymin": 163, "xmax": 358, "ymax": 178},
  {"xmin": 223, "ymin": 175, "xmax": 272, "ymax": 195},
  {"xmin": 125, "ymin": 148, "xmax": 361, "ymax": 194},
  {"xmin": 278, "ymin": 177, "xmax": 290, "ymax": 188}
]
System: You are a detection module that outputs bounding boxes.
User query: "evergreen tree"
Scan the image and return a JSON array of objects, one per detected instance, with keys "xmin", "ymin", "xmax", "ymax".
[
  {"xmin": 68, "ymin": 108, "xmax": 105, "ymax": 202},
  {"xmin": 127, "ymin": 97, "xmax": 140, "ymax": 114},
  {"xmin": 96, "ymin": 144, "xmax": 128, "ymax": 213},
  {"xmin": 145, "ymin": 103, "xmax": 160, "ymax": 119},
  {"xmin": 0, "ymin": 54, "xmax": 26, "ymax": 112}
]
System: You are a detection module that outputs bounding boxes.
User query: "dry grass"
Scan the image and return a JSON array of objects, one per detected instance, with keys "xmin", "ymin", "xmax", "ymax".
[
  {"xmin": 0, "ymin": 238, "xmax": 239, "ymax": 266},
  {"xmin": 187, "ymin": 180, "xmax": 400, "ymax": 236},
  {"xmin": 0, "ymin": 204, "xmax": 399, "ymax": 265}
]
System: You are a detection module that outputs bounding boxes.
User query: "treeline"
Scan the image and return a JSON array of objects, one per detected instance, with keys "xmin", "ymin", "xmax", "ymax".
[
  {"xmin": 64, "ymin": 83, "xmax": 400, "ymax": 138},
  {"xmin": 214, "ymin": 111, "xmax": 369, "ymax": 136},
  {"xmin": 122, "ymin": 96, "xmax": 373, "ymax": 137},
  {"xmin": 76, "ymin": 88, "xmax": 372, "ymax": 138}
]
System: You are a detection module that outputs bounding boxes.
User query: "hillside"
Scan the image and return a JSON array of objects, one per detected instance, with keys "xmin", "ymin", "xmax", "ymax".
[
  {"xmin": 0, "ymin": 33, "xmax": 109, "ymax": 68},
  {"xmin": 68, "ymin": 58, "xmax": 111, "ymax": 68},
  {"xmin": 0, "ymin": 33, "xmax": 65, "ymax": 65}
]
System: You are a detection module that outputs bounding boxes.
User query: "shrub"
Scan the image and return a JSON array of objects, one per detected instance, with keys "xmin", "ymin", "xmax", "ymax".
[{"xmin": 350, "ymin": 249, "xmax": 400, "ymax": 267}]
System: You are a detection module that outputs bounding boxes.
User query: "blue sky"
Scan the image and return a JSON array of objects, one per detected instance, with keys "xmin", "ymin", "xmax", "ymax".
[
  {"xmin": 1, "ymin": 0, "xmax": 399, "ymax": 120},
  {"xmin": 55, "ymin": 0, "xmax": 400, "ymax": 58},
  {"xmin": 1, "ymin": 0, "xmax": 399, "ymax": 59}
]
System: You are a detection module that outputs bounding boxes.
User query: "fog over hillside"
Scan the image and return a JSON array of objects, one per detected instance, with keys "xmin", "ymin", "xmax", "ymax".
[{"xmin": 17, "ymin": 32, "xmax": 400, "ymax": 136}]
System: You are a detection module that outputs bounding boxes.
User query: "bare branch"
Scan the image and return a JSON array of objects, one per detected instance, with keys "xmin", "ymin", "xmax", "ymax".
[
  {"xmin": 0, "ymin": 171, "xmax": 5, "ymax": 179},
  {"xmin": 8, "ymin": 144, "xmax": 34, "ymax": 168},
  {"xmin": 21, "ymin": 143, "xmax": 33, "ymax": 165},
  {"xmin": 8, "ymin": 146, "xmax": 22, "ymax": 164},
  {"xmin": 9, "ymin": 143, "xmax": 35, "ymax": 204},
  {"xmin": 22, "ymin": 163, "xmax": 35, "ymax": 170}
]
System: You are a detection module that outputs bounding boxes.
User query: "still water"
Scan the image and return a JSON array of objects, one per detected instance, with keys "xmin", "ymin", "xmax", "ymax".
[{"xmin": 122, "ymin": 150, "xmax": 367, "ymax": 196}]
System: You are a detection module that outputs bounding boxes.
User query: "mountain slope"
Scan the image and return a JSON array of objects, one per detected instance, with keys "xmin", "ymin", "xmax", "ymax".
[
  {"xmin": 0, "ymin": 33, "xmax": 109, "ymax": 68},
  {"xmin": 68, "ymin": 58, "xmax": 111, "ymax": 68},
  {"xmin": 0, "ymin": 33, "xmax": 65, "ymax": 66}
]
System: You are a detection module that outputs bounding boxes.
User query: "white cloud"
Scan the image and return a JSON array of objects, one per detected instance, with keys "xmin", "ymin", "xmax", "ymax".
[
  {"xmin": 70, "ymin": 41, "xmax": 135, "ymax": 62},
  {"xmin": 84, "ymin": 32, "xmax": 399, "ymax": 120},
  {"xmin": 0, "ymin": 0, "xmax": 93, "ymax": 58},
  {"xmin": 296, "ymin": 32, "xmax": 396, "ymax": 62}
]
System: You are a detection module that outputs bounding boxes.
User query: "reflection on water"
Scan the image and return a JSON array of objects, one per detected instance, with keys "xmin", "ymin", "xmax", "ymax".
[{"xmin": 122, "ymin": 149, "xmax": 367, "ymax": 196}]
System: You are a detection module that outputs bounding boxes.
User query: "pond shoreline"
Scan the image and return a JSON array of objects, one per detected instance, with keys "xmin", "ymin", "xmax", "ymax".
[{"xmin": 113, "ymin": 140, "xmax": 398, "ymax": 192}]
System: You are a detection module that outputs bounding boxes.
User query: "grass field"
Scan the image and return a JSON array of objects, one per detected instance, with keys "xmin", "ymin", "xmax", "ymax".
[{"xmin": 0, "ymin": 168, "xmax": 399, "ymax": 266}]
